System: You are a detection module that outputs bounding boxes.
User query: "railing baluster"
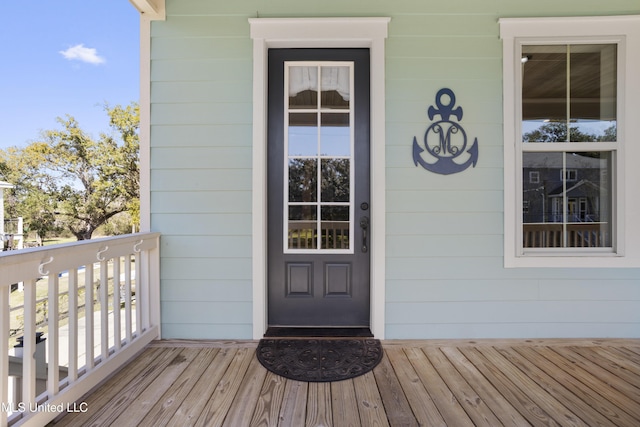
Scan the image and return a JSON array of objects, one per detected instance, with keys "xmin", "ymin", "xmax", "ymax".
[
  {"xmin": 47, "ymin": 273, "xmax": 60, "ymax": 396},
  {"xmin": 113, "ymin": 256, "xmax": 121, "ymax": 351},
  {"xmin": 68, "ymin": 267, "xmax": 79, "ymax": 382},
  {"xmin": 100, "ymin": 259, "xmax": 109, "ymax": 362},
  {"xmin": 140, "ymin": 252, "xmax": 149, "ymax": 332},
  {"xmin": 135, "ymin": 251, "xmax": 142, "ymax": 337},
  {"xmin": 124, "ymin": 254, "xmax": 133, "ymax": 344},
  {"xmin": 22, "ymin": 278, "xmax": 37, "ymax": 406},
  {"xmin": 85, "ymin": 264, "xmax": 95, "ymax": 370}
]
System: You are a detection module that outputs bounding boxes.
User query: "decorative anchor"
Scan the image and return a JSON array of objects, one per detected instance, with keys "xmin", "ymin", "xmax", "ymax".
[{"xmin": 412, "ymin": 88, "xmax": 479, "ymax": 175}]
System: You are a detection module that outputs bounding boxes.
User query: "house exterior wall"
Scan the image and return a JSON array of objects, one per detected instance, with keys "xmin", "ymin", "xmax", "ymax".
[{"xmin": 150, "ymin": 0, "xmax": 640, "ymax": 339}]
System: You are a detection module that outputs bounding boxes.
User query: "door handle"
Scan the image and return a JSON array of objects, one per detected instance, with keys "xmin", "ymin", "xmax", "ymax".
[{"xmin": 359, "ymin": 216, "xmax": 369, "ymax": 253}]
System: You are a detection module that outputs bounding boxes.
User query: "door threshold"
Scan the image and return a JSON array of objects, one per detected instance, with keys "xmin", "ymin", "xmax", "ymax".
[{"xmin": 264, "ymin": 327, "xmax": 373, "ymax": 338}]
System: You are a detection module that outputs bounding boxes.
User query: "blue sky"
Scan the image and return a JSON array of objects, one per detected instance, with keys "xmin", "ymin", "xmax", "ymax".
[{"xmin": 0, "ymin": 1, "xmax": 140, "ymax": 150}]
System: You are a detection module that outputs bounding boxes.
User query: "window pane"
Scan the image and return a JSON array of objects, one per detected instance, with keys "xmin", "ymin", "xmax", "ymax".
[
  {"xmin": 288, "ymin": 159, "xmax": 317, "ymax": 202},
  {"xmin": 321, "ymin": 206, "xmax": 350, "ymax": 249},
  {"xmin": 320, "ymin": 113, "xmax": 350, "ymax": 156},
  {"xmin": 288, "ymin": 206, "xmax": 317, "ymax": 249},
  {"xmin": 522, "ymin": 44, "xmax": 617, "ymax": 143},
  {"xmin": 289, "ymin": 66, "xmax": 318, "ymax": 109},
  {"xmin": 320, "ymin": 66, "xmax": 350, "ymax": 109},
  {"xmin": 522, "ymin": 45, "xmax": 567, "ymax": 142},
  {"xmin": 288, "ymin": 113, "xmax": 317, "ymax": 156},
  {"xmin": 569, "ymin": 45, "xmax": 617, "ymax": 141},
  {"xmin": 321, "ymin": 159, "xmax": 350, "ymax": 202},
  {"xmin": 522, "ymin": 151, "xmax": 612, "ymax": 248}
]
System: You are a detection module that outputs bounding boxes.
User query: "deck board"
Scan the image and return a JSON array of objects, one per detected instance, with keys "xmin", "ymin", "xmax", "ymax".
[
  {"xmin": 278, "ymin": 380, "xmax": 307, "ymax": 426},
  {"xmin": 385, "ymin": 347, "xmax": 446, "ymax": 426},
  {"xmin": 138, "ymin": 347, "xmax": 220, "ymax": 427},
  {"xmin": 441, "ymin": 346, "xmax": 530, "ymax": 426},
  {"xmin": 51, "ymin": 339, "xmax": 640, "ymax": 427},
  {"xmin": 330, "ymin": 379, "xmax": 360, "ymax": 427}
]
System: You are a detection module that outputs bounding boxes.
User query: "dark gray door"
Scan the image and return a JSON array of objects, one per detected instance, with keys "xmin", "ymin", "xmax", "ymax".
[{"xmin": 267, "ymin": 49, "xmax": 370, "ymax": 327}]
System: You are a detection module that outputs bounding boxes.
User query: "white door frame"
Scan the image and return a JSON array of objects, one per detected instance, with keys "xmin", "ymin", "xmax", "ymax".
[{"xmin": 250, "ymin": 17, "xmax": 390, "ymax": 339}]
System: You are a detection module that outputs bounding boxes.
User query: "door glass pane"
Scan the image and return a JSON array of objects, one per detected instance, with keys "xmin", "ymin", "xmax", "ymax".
[
  {"xmin": 321, "ymin": 159, "xmax": 350, "ymax": 202},
  {"xmin": 320, "ymin": 113, "xmax": 350, "ymax": 156},
  {"xmin": 288, "ymin": 206, "xmax": 317, "ymax": 249},
  {"xmin": 320, "ymin": 66, "xmax": 350, "ymax": 109},
  {"xmin": 285, "ymin": 61, "xmax": 353, "ymax": 252},
  {"xmin": 289, "ymin": 66, "xmax": 318, "ymax": 109},
  {"xmin": 522, "ymin": 151, "xmax": 612, "ymax": 248},
  {"xmin": 321, "ymin": 206, "xmax": 350, "ymax": 249},
  {"xmin": 288, "ymin": 113, "xmax": 317, "ymax": 156},
  {"xmin": 288, "ymin": 159, "xmax": 317, "ymax": 202}
]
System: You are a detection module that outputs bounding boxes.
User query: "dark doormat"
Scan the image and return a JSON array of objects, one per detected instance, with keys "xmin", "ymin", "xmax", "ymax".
[{"xmin": 256, "ymin": 338, "xmax": 383, "ymax": 382}]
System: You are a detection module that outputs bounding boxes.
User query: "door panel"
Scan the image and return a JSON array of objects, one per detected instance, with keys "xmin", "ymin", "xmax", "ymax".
[{"xmin": 267, "ymin": 49, "xmax": 370, "ymax": 327}]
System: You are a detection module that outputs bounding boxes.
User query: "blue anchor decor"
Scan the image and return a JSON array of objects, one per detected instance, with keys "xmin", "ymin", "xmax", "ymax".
[{"xmin": 413, "ymin": 88, "xmax": 479, "ymax": 175}]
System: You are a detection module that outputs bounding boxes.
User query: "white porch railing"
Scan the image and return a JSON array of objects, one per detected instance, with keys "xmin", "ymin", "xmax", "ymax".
[
  {"xmin": 0, "ymin": 232, "xmax": 160, "ymax": 427},
  {"xmin": 523, "ymin": 222, "xmax": 610, "ymax": 248}
]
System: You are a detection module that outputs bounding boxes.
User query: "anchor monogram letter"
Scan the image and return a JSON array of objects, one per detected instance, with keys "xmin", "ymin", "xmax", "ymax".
[{"xmin": 413, "ymin": 88, "xmax": 479, "ymax": 175}]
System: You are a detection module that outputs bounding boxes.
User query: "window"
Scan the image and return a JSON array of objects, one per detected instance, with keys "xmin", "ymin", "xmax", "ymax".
[
  {"xmin": 560, "ymin": 169, "xmax": 577, "ymax": 182},
  {"xmin": 500, "ymin": 15, "xmax": 640, "ymax": 267},
  {"xmin": 285, "ymin": 62, "xmax": 354, "ymax": 252}
]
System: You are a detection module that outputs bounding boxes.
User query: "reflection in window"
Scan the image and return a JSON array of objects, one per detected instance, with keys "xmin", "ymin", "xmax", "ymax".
[
  {"xmin": 288, "ymin": 113, "xmax": 317, "ymax": 156},
  {"xmin": 321, "ymin": 113, "xmax": 350, "ymax": 156},
  {"xmin": 285, "ymin": 62, "xmax": 354, "ymax": 251},
  {"xmin": 321, "ymin": 159, "xmax": 350, "ymax": 202},
  {"xmin": 522, "ymin": 151, "xmax": 611, "ymax": 248},
  {"xmin": 288, "ymin": 66, "xmax": 350, "ymax": 109},
  {"xmin": 288, "ymin": 159, "xmax": 317, "ymax": 202},
  {"xmin": 321, "ymin": 206, "xmax": 350, "ymax": 249},
  {"xmin": 522, "ymin": 44, "xmax": 617, "ymax": 142},
  {"xmin": 288, "ymin": 206, "xmax": 318, "ymax": 249}
]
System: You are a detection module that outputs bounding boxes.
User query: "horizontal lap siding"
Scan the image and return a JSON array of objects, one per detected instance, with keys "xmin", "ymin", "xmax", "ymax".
[
  {"xmin": 384, "ymin": 2, "xmax": 640, "ymax": 338},
  {"xmin": 152, "ymin": 0, "xmax": 640, "ymax": 339},
  {"xmin": 151, "ymin": 12, "xmax": 254, "ymax": 338}
]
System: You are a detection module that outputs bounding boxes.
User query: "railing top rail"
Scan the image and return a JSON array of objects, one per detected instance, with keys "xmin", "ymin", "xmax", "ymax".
[{"xmin": 0, "ymin": 232, "xmax": 160, "ymax": 288}]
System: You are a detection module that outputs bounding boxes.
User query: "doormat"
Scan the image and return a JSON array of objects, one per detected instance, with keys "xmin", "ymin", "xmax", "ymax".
[{"xmin": 256, "ymin": 338, "xmax": 383, "ymax": 382}]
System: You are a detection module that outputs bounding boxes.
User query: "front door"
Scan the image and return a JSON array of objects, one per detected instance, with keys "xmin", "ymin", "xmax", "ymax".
[{"xmin": 267, "ymin": 49, "xmax": 371, "ymax": 327}]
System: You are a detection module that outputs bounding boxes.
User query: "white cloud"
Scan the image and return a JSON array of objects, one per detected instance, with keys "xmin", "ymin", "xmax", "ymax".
[{"xmin": 59, "ymin": 44, "xmax": 105, "ymax": 65}]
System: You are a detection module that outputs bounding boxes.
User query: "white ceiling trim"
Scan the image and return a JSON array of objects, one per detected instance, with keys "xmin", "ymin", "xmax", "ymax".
[{"xmin": 128, "ymin": 0, "xmax": 165, "ymax": 20}]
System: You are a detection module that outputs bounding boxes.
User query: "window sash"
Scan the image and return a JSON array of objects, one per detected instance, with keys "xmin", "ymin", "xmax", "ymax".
[{"xmin": 514, "ymin": 39, "xmax": 621, "ymax": 255}]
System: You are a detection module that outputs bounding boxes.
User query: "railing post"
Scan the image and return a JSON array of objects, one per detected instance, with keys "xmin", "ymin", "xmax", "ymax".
[{"xmin": 148, "ymin": 239, "xmax": 161, "ymax": 337}]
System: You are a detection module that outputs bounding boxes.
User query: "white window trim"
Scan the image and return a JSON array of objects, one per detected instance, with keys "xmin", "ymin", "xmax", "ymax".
[
  {"xmin": 249, "ymin": 18, "xmax": 390, "ymax": 338},
  {"xmin": 500, "ymin": 15, "xmax": 640, "ymax": 268}
]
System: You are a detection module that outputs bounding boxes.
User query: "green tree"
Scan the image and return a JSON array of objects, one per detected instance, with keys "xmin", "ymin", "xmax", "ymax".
[
  {"xmin": 523, "ymin": 122, "xmax": 616, "ymax": 142},
  {"xmin": 0, "ymin": 103, "xmax": 140, "ymax": 241}
]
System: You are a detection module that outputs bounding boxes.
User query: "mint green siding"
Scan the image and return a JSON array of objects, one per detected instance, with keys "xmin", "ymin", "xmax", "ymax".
[{"xmin": 152, "ymin": 0, "xmax": 640, "ymax": 339}]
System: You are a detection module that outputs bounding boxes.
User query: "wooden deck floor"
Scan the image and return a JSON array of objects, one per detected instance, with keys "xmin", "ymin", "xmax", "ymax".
[{"xmin": 52, "ymin": 339, "xmax": 640, "ymax": 427}]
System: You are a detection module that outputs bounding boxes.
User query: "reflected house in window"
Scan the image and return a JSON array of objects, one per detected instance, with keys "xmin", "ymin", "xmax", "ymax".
[{"xmin": 522, "ymin": 152, "xmax": 611, "ymax": 247}]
